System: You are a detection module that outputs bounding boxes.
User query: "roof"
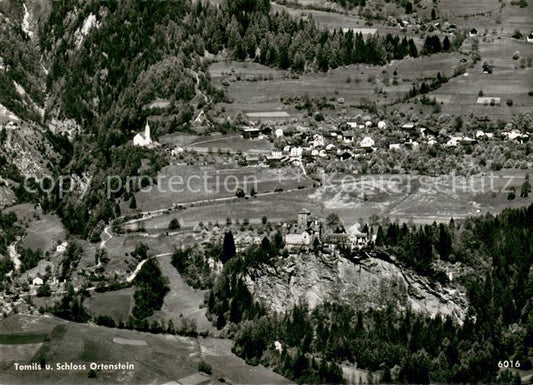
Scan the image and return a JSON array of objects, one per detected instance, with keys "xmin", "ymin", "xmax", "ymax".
[{"xmin": 299, "ymin": 208, "xmax": 311, "ymax": 214}]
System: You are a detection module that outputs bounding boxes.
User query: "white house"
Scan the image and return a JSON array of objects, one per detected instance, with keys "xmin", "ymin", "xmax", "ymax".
[
  {"xmin": 527, "ymin": 33, "xmax": 533, "ymax": 43},
  {"xmin": 270, "ymin": 150, "xmax": 283, "ymax": 159},
  {"xmin": 285, "ymin": 231, "xmax": 311, "ymax": 248},
  {"xmin": 389, "ymin": 143, "xmax": 401, "ymax": 151},
  {"xmin": 133, "ymin": 122, "xmax": 152, "ymax": 147},
  {"xmin": 274, "ymin": 128, "xmax": 284, "ymax": 138},
  {"xmin": 312, "ymin": 134, "xmax": 325, "ymax": 147},
  {"xmin": 290, "ymin": 146, "xmax": 303, "ymax": 158},
  {"xmin": 32, "ymin": 277, "xmax": 44, "ymax": 286},
  {"xmin": 446, "ymin": 136, "xmax": 463, "ymax": 147},
  {"xmin": 377, "ymin": 121, "xmax": 387, "ymax": 130},
  {"xmin": 402, "ymin": 122, "xmax": 415, "ymax": 130},
  {"xmin": 360, "ymin": 136, "xmax": 375, "ymax": 149},
  {"xmin": 346, "ymin": 122, "xmax": 358, "ymax": 129}
]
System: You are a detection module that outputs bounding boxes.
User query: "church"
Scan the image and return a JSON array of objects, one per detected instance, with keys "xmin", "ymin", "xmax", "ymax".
[{"xmin": 133, "ymin": 121, "xmax": 152, "ymax": 147}]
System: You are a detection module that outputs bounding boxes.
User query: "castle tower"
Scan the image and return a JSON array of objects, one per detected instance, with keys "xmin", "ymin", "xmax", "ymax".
[{"xmin": 298, "ymin": 208, "xmax": 310, "ymax": 229}]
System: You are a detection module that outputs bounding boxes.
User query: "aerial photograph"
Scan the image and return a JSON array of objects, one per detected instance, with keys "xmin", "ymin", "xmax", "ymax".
[{"xmin": 0, "ymin": 0, "xmax": 532, "ymax": 383}]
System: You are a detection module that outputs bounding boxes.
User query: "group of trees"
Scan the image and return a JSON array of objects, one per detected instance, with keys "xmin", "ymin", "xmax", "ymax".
[
  {"xmin": 421, "ymin": 35, "xmax": 452, "ymax": 55},
  {"xmin": 131, "ymin": 258, "xmax": 169, "ymax": 319}
]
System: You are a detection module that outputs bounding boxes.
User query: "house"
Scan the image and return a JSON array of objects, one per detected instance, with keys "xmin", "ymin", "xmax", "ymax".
[
  {"xmin": 360, "ymin": 136, "xmax": 375, "ymax": 149},
  {"xmin": 401, "ymin": 122, "xmax": 415, "ymax": 131},
  {"xmin": 243, "ymin": 127, "xmax": 261, "ymax": 139},
  {"xmin": 460, "ymin": 136, "xmax": 477, "ymax": 145},
  {"xmin": 469, "ymin": 28, "xmax": 478, "ymax": 37},
  {"xmin": 290, "ymin": 147, "xmax": 303, "ymax": 158},
  {"xmin": 285, "ymin": 231, "xmax": 312, "ymax": 248},
  {"xmin": 325, "ymin": 143, "xmax": 337, "ymax": 152},
  {"xmin": 269, "ymin": 150, "xmax": 283, "ymax": 159},
  {"xmin": 503, "ymin": 129, "xmax": 528, "ymax": 142},
  {"xmin": 389, "ymin": 143, "xmax": 401, "ymax": 151},
  {"xmin": 446, "ymin": 136, "xmax": 463, "ymax": 147},
  {"xmin": 347, "ymin": 224, "xmax": 369, "ymax": 248},
  {"xmin": 346, "ymin": 122, "xmax": 358, "ymax": 129},
  {"xmin": 377, "ymin": 121, "xmax": 387, "ymax": 130},
  {"xmin": 274, "ymin": 128, "xmax": 284, "ymax": 138},
  {"xmin": 32, "ymin": 276, "xmax": 44, "ymax": 286},
  {"xmin": 133, "ymin": 122, "xmax": 152, "ymax": 147},
  {"xmin": 312, "ymin": 134, "xmax": 325, "ymax": 147},
  {"xmin": 527, "ymin": 33, "xmax": 533, "ymax": 43},
  {"xmin": 343, "ymin": 132, "xmax": 355, "ymax": 144},
  {"xmin": 427, "ymin": 137, "xmax": 438, "ymax": 146}
]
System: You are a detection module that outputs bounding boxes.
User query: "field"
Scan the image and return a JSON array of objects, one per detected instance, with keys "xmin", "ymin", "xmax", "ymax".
[
  {"xmin": 208, "ymin": 52, "xmax": 471, "ymax": 121},
  {"xmin": 0, "ymin": 314, "xmax": 290, "ymax": 385},
  {"xmin": 83, "ymin": 287, "xmax": 135, "ymax": 324},
  {"xmin": 186, "ymin": 134, "xmax": 276, "ymax": 153},
  {"xmin": 133, "ymin": 163, "xmax": 313, "ymax": 212},
  {"xmin": 314, "ymin": 169, "xmax": 533, "ymax": 225},
  {"xmin": 5, "ymin": 204, "xmax": 66, "ymax": 253},
  {"xmin": 134, "ymin": 187, "xmax": 322, "ymax": 230},
  {"xmin": 149, "ymin": 254, "xmax": 212, "ymax": 332}
]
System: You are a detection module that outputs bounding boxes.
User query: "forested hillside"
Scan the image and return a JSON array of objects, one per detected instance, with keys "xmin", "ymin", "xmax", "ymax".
[
  {"xmin": 206, "ymin": 205, "xmax": 533, "ymax": 384},
  {"xmin": 10, "ymin": 0, "xmax": 424, "ymax": 239}
]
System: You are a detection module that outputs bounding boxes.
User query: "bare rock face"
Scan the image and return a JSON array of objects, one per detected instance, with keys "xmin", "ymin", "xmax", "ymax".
[{"xmin": 243, "ymin": 251, "xmax": 468, "ymax": 323}]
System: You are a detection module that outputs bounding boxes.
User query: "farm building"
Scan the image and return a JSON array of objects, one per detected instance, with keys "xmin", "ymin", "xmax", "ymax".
[
  {"xmin": 242, "ymin": 127, "xmax": 261, "ymax": 139},
  {"xmin": 133, "ymin": 122, "xmax": 152, "ymax": 147},
  {"xmin": 360, "ymin": 136, "xmax": 375, "ymax": 149},
  {"xmin": 477, "ymin": 97, "xmax": 501, "ymax": 106}
]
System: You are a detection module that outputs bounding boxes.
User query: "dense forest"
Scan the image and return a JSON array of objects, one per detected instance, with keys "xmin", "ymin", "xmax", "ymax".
[
  {"xmin": 204, "ymin": 205, "xmax": 533, "ymax": 384},
  {"xmin": 0, "ymin": 210, "xmax": 20, "ymax": 290}
]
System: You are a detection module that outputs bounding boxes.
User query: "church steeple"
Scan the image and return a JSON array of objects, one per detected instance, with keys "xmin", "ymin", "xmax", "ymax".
[{"xmin": 144, "ymin": 121, "xmax": 150, "ymax": 140}]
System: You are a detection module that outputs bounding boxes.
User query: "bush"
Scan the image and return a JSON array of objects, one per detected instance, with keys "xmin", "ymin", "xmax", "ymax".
[
  {"xmin": 235, "ymin": 187, "xmax": 245, "ymax": 198},
  {"xmin": 168, "ymin": 218, "xmax": 180, "ymax": 230},
  {"xmin": 198, "ymin": 360, "xmax": 213, "ymax": 375}
]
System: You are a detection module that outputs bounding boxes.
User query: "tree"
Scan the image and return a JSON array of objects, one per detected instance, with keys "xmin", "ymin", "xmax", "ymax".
[
  {"xmin": 520, "ymin": 174, "xmax": 531, "ymax": 198},
  {"xmin": 235, "ymin": 187, "xmax": 245, "ymax": 198},
  {"xmin": 221, "ymin": 231, "xmax": 236, "ymax": 264},
  {"xmin": 508, "ymin": 186, "xmax": 516, "ymax": 200},
  {"xmin": 431, "ymin": 8, "xmax": 436, "ymax": 20},
  {"xmin": 129, "ymin": 195, "xmax": 137, "ymax": 209},
  {"xmin": 169, "ymin": 218, "xmax": 180, "ymax": 230},
  {"xmin": 443, "ymin": 36, "xmax": 451, "ymax": 51}
]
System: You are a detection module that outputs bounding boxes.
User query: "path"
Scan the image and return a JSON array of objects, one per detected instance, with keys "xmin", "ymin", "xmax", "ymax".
[{"xmin": 126, "ymin": 252, "xmax": 173, "ymax": 283}]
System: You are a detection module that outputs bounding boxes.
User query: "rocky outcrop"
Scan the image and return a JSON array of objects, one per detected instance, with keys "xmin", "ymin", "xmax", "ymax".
[{"xmin": 243, "ymin": 251, "xmax": 468, "ymax": 323}]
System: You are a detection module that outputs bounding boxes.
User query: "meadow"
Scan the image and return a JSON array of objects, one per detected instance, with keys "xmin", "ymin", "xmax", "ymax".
[{"xmin": 0, "ymin": 314, "xmax": 289, "ymax": 385}]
